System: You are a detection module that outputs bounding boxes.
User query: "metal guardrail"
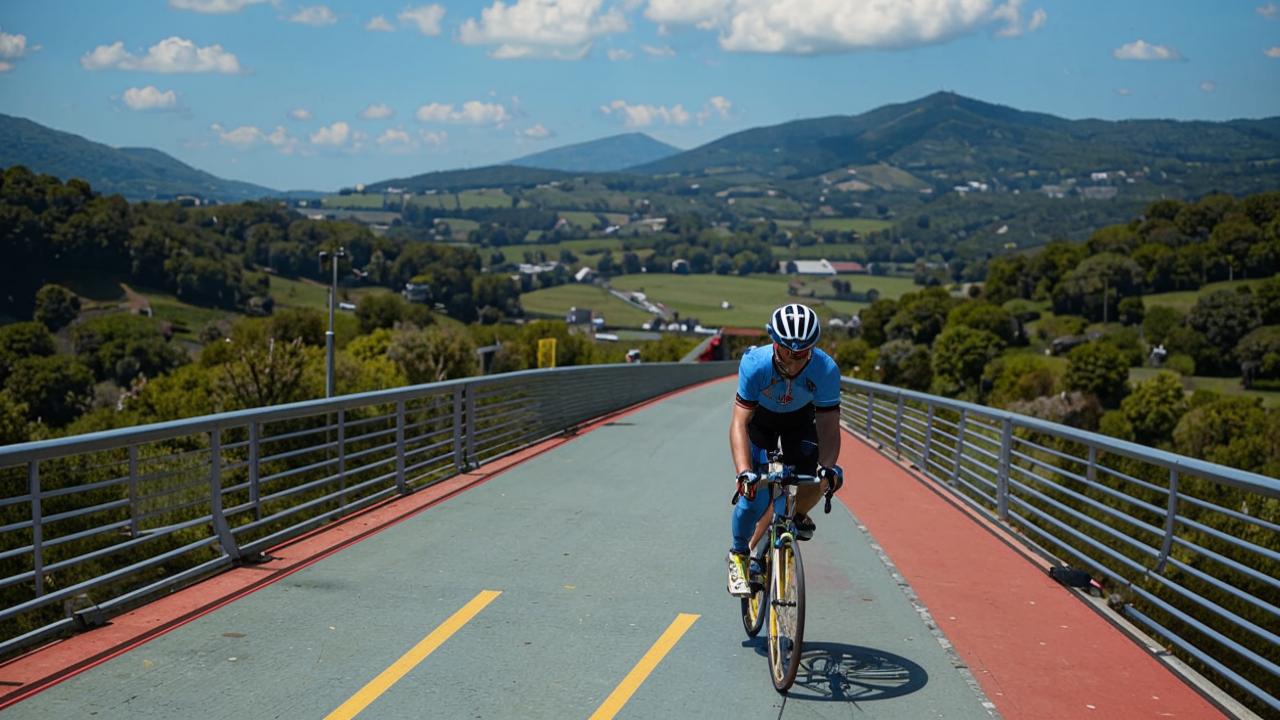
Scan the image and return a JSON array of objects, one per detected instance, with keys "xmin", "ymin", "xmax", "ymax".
[
  {"xmin": 838, "ymin": 378, "xmax": 1280, "ymax": 714},
  {"xmin": 0, "ymin": 362, "xmax": 735, "ymax": 657}
]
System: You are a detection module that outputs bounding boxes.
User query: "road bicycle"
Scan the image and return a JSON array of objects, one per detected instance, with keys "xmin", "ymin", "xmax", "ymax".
[{"xmin": 739, "ymin": 454, "xmax": 826, "ymax": 692}]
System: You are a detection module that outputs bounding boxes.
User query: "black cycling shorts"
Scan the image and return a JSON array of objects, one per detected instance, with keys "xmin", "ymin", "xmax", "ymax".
[{"xmin": 747, "ymin": 403, "xmax": 818, "ymax": 475}]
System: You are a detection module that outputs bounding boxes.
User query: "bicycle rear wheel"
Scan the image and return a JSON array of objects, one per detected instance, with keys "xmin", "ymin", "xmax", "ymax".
[
  {"xmin": 740, "ymin": 546, "xmax": 769, "ymax": 637},
  {"xmin": 767, "ymin": 537, "xmax": 806, "ymax": 692}
]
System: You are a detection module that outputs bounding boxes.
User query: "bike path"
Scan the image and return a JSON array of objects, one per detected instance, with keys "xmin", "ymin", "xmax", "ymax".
[{"xmin": 3, "ymin": 377, "xmax": 994, "ymax": 719}]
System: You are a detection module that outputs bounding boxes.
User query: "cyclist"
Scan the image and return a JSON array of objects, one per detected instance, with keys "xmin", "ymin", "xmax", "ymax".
[{"xmin": 727, "ymin": 303, "xmax": 843, "ymax": 597}]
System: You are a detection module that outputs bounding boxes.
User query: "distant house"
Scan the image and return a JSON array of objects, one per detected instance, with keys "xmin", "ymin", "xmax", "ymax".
[
  {"xmin": 829, "ymin": 261, "xmax": 866, "ymax": 274},
  {"xmin": 403, "ymin": 282, "xmax": 429, "ymax": 304},
  {"xmin": 779, "ymin": 259, "xmax": 836, "ymax": 276},
  {"xmin": 671, "ymin": 258, "xmax": 690, "ymax": 274},
  {"xmin": 518, "ymin": 261, "xmax": 560, "ymax": 275},
  {"xmin": 574, "ymin": 267, "xmax": 595, "ymax": 283},
  {"xmin": 566, "ymin": 306, "xmax": 593, "ymax": 325}
]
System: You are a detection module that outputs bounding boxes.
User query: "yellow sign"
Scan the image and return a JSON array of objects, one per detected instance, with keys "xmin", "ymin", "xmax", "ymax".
[{"xmin": 537, "ymin": 338, "xmax": 557, "ymax": 369}]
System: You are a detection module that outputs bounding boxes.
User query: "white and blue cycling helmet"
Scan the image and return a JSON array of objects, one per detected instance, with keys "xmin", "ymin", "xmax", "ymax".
[{"xmin": 766, "ymin": 303, "xmax": 820, "ymax": 351}]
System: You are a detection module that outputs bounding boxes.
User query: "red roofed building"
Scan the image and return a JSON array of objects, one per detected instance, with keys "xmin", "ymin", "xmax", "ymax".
[{"xmin": 830, "ymin": 261, "xmax": 866, "ymax": 274}]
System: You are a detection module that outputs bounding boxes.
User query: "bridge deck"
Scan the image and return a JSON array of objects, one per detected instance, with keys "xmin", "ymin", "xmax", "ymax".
[{"xmin": 0, "ymin": 378, "xmax": 1224, "ymax": 719}]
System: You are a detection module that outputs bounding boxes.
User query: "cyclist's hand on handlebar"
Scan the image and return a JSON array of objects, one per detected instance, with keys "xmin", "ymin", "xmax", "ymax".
[
  {"xmin": 736, "ymin": 470, "xmax": 761, "ymax": 501},
  {"xmin": 818, "ymin": 464, "xmax": 844, "ymax": 493}
]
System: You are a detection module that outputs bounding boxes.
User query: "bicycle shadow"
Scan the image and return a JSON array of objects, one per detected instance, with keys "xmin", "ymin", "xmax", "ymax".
[{"xmin": 742, "ymin": 640, "xmax": 928, "ymax": 702}]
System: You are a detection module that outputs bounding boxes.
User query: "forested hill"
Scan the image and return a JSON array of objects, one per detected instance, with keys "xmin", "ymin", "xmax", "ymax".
[
  {"xmin": 0, "ymin": 114, "xmax": 279, "ymax": 202},
  {"xmin": 629, "ymin": 92, "xmax": 1280, "ymax": 190},
  {"xmin": 507, "ymin": 133, "xmax": 680, "ymax": 172}
]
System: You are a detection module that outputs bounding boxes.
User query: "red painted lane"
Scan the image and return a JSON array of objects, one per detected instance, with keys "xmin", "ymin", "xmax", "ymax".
[
  {"xmin": 0, "ymin": 375, "xmax": 733, "ymax": 710},
  {"xmin": 835, "ymin": 433, "xmax": 1225, "ymax": 720}
]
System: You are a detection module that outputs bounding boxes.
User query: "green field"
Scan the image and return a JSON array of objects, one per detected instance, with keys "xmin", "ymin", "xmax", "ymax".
[
  {"xmin": 808, "ymin": 218, "xmax": 895, "ymax": 234},
  {"xmin": 409, "ymin": 189, "xmax": 513, "ymax": 211},
  {"xmin": 520, "ymin": 284, "xmax": 655, "ymax": 327},
  {"xmin": 605, "ymin": 273, "xmax": 916, "ymax": 327},
  {"xmin": 1130, "ymin": 367, "xmax": 1280, "ymax": 407},
  {"xmin": 436, "ymin": 217, "xmax": 480, "ymax": 235},
  {"xmin": 321, "ymin": 193, "xmax": 388, "ymax": 209},
  {"xmin": 1143, "ymin": 274, "xmax": 1279, "ymax": 313},
  {"xmin": 559, "ymin": 211, "xmax": 601, "ymax": 228}
]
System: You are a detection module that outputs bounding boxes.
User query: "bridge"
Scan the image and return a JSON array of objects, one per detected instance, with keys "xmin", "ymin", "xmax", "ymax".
[{"xmin": 0, "ymin": 365, "xmax": 1274, "ymax": 718}]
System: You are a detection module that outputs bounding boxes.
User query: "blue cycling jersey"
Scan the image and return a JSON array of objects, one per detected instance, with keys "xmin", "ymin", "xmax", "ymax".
[{"xmin": 734, "ymin": 344, "xmax": 841, "ymax": 414}]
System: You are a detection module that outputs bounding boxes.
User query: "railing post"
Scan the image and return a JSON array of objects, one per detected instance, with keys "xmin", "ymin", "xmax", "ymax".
[
  {"xmin": 997, "ymin": 417, "xmax": 1012, "ymax": 521},
  {"xmin": 29, "ymin": 461, "xmax": 43, "ymax": 597},
  {"xmin": 865, "ymin": 390, "xmax": 874, "ymax": 438},
  {"xmin": 922, "ymin": 404, "xmax": 935, "ymax": 474},
  {"xmin": 1154, "ymin": 469, "xmax": 1179, "ymax": 574},
  {"xmin": 951, "ymin": 409, "xmax": 967, "ymax": 487},
  {"xmin": 1086, "ymin": 445, "xmax": 1097, "ymax": 484},
  {"xmin": 893, "ymin": 395, "xmax": 904, "ymax": 458},
  {"xmin": 395, "ymin": 400, "xmax": 407, "ymax": 494},
  {"xmin": 465, "ymin": 384, "xmax": 477, "ymax": 469},
  {"xmin": 249, "ymin": 422, "xmax": 260, "ymax": 522},
  {"xmin": 452, "ymin": 386, "xmax": 464, "ymax": 472},
  {"xmin": 337, "ymin": 409, "xmax": 347, "ymax": 507},
  {"xmin": 127, "ymin": 445, "xmax": 139, "ymax": 537},
  {"xmin": 209, "ymin": 429, "xmax": 240, "ymax": 561}
]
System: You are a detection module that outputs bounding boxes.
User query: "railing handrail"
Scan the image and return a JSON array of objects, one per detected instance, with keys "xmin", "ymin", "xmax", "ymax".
[
  {"xmin": 0, "ymin": 362, "xmax": 708, "ymax": 465},
  {"xmin": 841, "ymin": 377, "xmax": 1280, "ymax": 497}
]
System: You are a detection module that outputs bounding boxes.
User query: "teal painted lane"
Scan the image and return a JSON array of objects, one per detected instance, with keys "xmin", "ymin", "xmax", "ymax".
[{"xmin": 5, "ymin": 379, "xmax": 994, "ymax": 719}]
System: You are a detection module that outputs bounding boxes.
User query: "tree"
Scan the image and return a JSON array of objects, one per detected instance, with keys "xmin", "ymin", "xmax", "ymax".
[
  {"xmin": 1119, "ymin": 371, "xmax": 1188, "ymax": 446},
  {"xmin": 70, "ymin": 313, "xmax": 186, "ymax": 385},
  {"xmin": 1065, "ymin": 342, "xmax": 1130, "ymax": 408},
  {"xmin": 3, "ymin": 355, "xmax": 95, "ymax": 426},
  {"xmin": 1051, "ymin": 253, "xmax": 1144, "ymax": 321},
  {"xmin": 985, "ymin": 354, "xmax": 1061, "ymax": 406},
  {"xmin": 33, "ymin": 284, "xmax": 81, "ymax": 331},
  {"xmin": 945, "ymin": 301, "xmax": 1018, "ymax": 344},
  {"xmin": 1236, "ymin": 325, "xmax": 1280, "ymax": 382},
  {"xmin": 388, "ymin": 325, "xmax": 477, "ymax": 383},
  {"xmin": 268, "ymin": 307, "xmax": 326, "ymax": 346},
  {"xmin": 930, "ymin": 327, "xmax": 1006, "ymax": 398},
  {"xmin": 216, "ymin": 333, "xmax": 310, "ymax": 410},
  {"xmin": 857, "ymin": 298, "xmax": 898, "ymax": 346},
  {"xmin": 876, "ymin": 340, "xmax": 932, "ymax": 391},
  {"xmin": 1117, "ymin": 297, "xmax": 1145, "ymax": 327},
  {"xmin": 1143, "ymin": 305, "xmax": 1184, "ymax": 346},
  {"xmin": 1173, "ymin": 396, "xmax": 1279, "ymax": 476},
  {"xmin": 0, "ymin": 390, "xmax": 29, "ymax": 445},
  {"xmin": 355, "ymin": 293, "xmax": 410, "ymax": 334},
  {"xmin": 0, "ymin": 322, "xmax": 57, "ymax": 383},
  {"xmin": 885, "ymin": 287, "xmax": 955, "ymax": 345},
  {"xmin": 1187, "ymin": 289, "xmax": 1260, "ymax": 375}
]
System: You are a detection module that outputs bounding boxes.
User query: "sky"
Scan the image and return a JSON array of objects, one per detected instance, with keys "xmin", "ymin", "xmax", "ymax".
[{"xmin": 1, "ymin": 0, "xmax": 1279, "ymax": 192}]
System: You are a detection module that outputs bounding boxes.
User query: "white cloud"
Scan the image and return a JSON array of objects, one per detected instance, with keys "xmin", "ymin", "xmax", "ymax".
[
  {"xmin": 642, "ymin": 44, "xmax": 675, "ymax": 56},
  {"xmin": 1200, "ymin": 81, "xmax": 1216, "ymax": 92},
  {"xmin": 1113, "ymin": 40, "xmax": 1183, "ymax": 61},
  {"xmin": 1267, "ymin": 46, "xmax": 1280, "ymax": 58},
  {"xmin": 290, "ymin": 6, "xmax": 337, "ymax": 26},
  {"xmin": 81, "ymin": 37, "xmax": 242, "ymax": 73},
  {"xmin": 415, "ymin": 101, "xmax": 509, "ymax": 125},
  {"xmin": 601, "ymin": 99, "xmax": 691, "ymax": 127},
  {"xmin": 0, "ymin": 62, "xmax": 13, "ymax": 73},
  {"xmin": 399, "ymin": 5, "xmax": 446, "ymax": 35},
  {"xmin": 212, "ymin": 123, "xmax": 299, "ymax": 153},
  {"xmin": 289, "ymin": 107, "xmax": 312, "ymax": 120},
  {"xmin": 645, "ymin": 0, "xmax": 1041, "ymax": 53},
  {"xmin": 420, "ymin": 130, "xmax": 447, "ymax": 147},
  {"xmin": 366, "ymin": 15, "xmax": 395, "ymax": 31},
  {"xmin": 460, "ymin": 0, "xmax": 628, "ymax": 60},
  {"xmin": 991, "ymin": 0, "xmax": 1046, "ymax": 38},
  {"xmin": 519, "ymin": 123, "xmax": 553, "ymax": 139},
  {"xmin": 169, "ymin": 0, "xmax": 269, "ymax": 13},
  {"xmin": 607, "ymin": 48, "xmax": 632, "ymax": 60},
  {"xmin": 360, "ymin": 103, "xmax": 394, "ymax": 119},
  {"xmin": 310, "ymin": 121, "xmax": 351, "ymax": 146},
  {"xmin": 123, "ymin": 85, "xmax": 178, "ymax": 110},
  {"xmin": 1258, "ymin": 3, "xmax": 1278, "ymax": 19},
  {"xmin": 377, "ymin": 128, "xmax": 413, "ymax": 145},
  {"xmin": 696, "ymin": 95, "xmax": 731, "ymax": 124},
  {"xmin": 0, "ymin": 28, "xmax": 30, "ymax": 59}
]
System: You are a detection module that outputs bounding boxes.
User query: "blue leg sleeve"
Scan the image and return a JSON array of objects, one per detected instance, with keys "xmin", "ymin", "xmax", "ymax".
[
  {"xmin": 730, "ymin": 441, "xmax": 771, "ymax": 554},
  {"xmin": 731, "ymin": 489, "xmax": 769, "ymax": 554}
]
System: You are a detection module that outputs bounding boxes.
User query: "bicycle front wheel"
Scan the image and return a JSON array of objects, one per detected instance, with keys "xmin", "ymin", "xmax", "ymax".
[
  {"xmin": 767, "ymin": 537, "xmax": 806, "ymax": 692},
  {"xmin": 741, "ymin": 546, "xmax": 768, "ymax": 637}
]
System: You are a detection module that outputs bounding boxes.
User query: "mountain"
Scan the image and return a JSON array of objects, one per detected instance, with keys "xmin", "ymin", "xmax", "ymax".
[
  {"xmin": 0, "ymin": 114, "xmax": 280, "ymax": 202},
  {"xmin": 507, "ymin": 133, "xmax": 681, "ymax": 172},
  {"xmin": 628, "ymin": 92, "xmax": 1280, "ymax": 188}
]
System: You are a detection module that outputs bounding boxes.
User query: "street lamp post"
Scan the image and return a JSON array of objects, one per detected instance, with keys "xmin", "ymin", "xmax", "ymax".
[{"xmin": 318, "ymin": 246, "xmax": 347, "ymax": 398}]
